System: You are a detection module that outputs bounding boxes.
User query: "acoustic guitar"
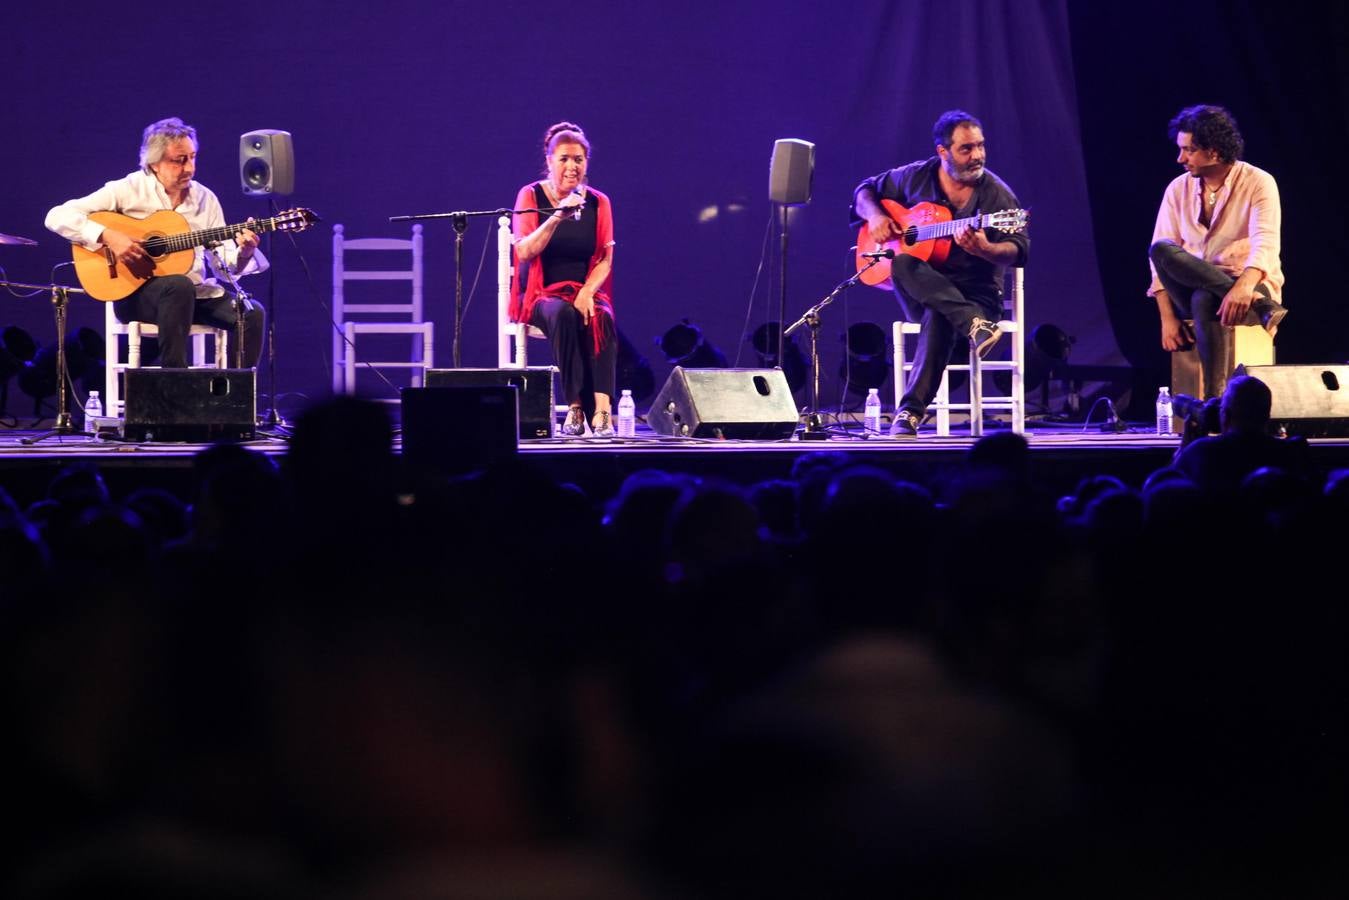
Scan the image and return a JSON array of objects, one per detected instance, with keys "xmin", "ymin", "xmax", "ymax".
[
  {"xmin": 856, "ymin": 199, "xmax": 1028, "ymax": 287},
  {"xmin": 72, "ymin": 207, "xmax": 317, "ymax": 301}
]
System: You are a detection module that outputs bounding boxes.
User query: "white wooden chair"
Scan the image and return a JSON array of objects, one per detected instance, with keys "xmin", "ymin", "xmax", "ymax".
[
  {"xmin": 497, "ymin": 214, "xmax": 547, "ymax": 368},
  {"xmin": 496, "ymin": 213, "xmax": 569, "ymax": 428},
  {"xmin": 331, "ymin": 223, "xmax": 433, "ymax": 398},
  {"xmin": 103, "ymin": 302, "xmax": 227, "ymax": 418},
  {"xmin": 892, "ymin": 267, "xmax": 1025, "ymax": 436}
]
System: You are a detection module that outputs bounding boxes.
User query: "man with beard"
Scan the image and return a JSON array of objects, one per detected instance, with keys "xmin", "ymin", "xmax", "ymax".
[
  {"xmin": 1148, "ymin": 104, "xmax": 1285, "ymax": 400},
  {"xmin": 853, "ymin": 110, "xmax": 1029, "ymax": 436}
]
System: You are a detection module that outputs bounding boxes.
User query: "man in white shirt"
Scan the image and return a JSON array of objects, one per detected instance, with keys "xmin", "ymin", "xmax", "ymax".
[
  {"xmin": 1148, "ymin": 104, "xmax": 1285, "ymax": 400},
  {"xmin": 45, "ymin": 117, "xmax": 267, "ymax": 369}
]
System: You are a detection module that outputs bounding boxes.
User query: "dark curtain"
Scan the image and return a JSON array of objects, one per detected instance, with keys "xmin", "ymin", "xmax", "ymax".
[{"xmin": 4, "ymin": 1, "xmax": 1124, "ymax": 410}]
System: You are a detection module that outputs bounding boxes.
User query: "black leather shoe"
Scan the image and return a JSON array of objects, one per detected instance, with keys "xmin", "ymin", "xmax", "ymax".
[
  {"xmin": 889, "ymin": 409, "xmax": 921, "ymax": 437},
  {"xmin": 1256, "ymin": 300, "xmax": 1287, "ymax": 338}
]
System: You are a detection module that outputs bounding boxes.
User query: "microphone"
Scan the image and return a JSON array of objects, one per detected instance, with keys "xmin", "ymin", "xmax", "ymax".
[
  {"xmin": 569, "ymin": 187, "xmax": 585, "ymax": 221},
  {"xmin": 861, "ymin": 248, "xmax": 895, "ymax": 260}
]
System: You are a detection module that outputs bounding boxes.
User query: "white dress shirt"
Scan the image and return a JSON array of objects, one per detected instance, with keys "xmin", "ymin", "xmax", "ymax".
[{"xmin": 45, "ymin": 169, "xmax": 268, "ymax": 299}]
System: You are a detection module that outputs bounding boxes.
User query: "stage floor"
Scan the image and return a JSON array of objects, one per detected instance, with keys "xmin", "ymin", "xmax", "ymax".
[{"xmin": 4, "ymin": 415, "xmax": 1349, "ymax": 509}]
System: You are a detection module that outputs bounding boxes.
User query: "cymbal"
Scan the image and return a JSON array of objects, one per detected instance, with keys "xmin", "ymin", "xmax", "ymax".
[{"xmin": 0, "ymin": 231, "xmax": 38, "ymax": 246}]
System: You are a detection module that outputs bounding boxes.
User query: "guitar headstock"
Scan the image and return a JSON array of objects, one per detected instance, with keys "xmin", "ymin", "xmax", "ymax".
[
  {"xmin": 987, "ymin": 208, "xmax": 1029, "ymax": 234},
  {"xmin": 273, "ymin": 208, "xmax": 320, "ymax": 232}
]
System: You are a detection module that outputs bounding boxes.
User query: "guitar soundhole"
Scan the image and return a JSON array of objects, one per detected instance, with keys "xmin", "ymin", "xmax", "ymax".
[
  {"xmin": 903, "ymin": 228, "xmax": 918, "ymax": 246},
  {"xmin": 142, "ymin": 235, "xmax": 169, "ymax": 259}
]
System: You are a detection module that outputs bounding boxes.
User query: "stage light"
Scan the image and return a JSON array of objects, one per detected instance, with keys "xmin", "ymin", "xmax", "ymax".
[
  {"xmin": 74, "ymin": 327, "xmax": 105, "ymax": 395},
  {"xmin": 1026, "ymin": 323, "xmax": 1078, "ymax": 415},
  {"xmin": 0, "ymin": 326, "xmax": 38, "ymax": 418},
  {"xmin": 658, "ymin": 319, "xmax": 728, "ymax": 369},
  {"xmin": 16, "ymin": 333, "xmax": 95, "ymax": 419},
  {"xmin": 837, "ymin": 321, "xmax": 890, "ymax": 395},
  {"xmin": 749, "ymin": 322, "xmax": 807, "ymax": 393},
  {"xmin": 17, "ymin": 343, "xmax": 59, "ymax": 416},
  {"xmin": 616, "ymin": 327, "xmax": 656, "ymax": 404}
]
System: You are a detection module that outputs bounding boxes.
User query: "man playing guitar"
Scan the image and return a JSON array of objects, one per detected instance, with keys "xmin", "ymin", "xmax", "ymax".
[
  {"xmin": 852, "ymin": 109, "xmax": 1029, "ymax": 436},
  {"xmin": 45, "ymin": 116, "xmax": 267, "ymax": 369}
]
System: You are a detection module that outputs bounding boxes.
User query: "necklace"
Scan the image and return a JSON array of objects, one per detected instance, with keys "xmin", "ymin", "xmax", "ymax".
[{"xmin": 1204, "ymin": 182, "xmax": 1222, "ymax": 204}]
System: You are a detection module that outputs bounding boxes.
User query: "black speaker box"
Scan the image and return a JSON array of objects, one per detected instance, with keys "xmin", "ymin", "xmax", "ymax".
[
  {"xmin": 240, "ymin": 129, "xmax": 295, "ymax": 196},
  {"xmin": 425, "ymin": 368, "xmax": 555, "ymax": 439},
  {"xmin": 401, "ymin": 386, "xmax": 518, "ymax": 477},
  {"xmin": 123, "ymin": 368, "xmax": 256, "ymax": 442},
  {"xmin": 648, "ymin": 367, "xmax": 799, "ymax": 439},
  {"xmin": 1234, "ymin": 364, "xmax": 1349, "ymax": 437},
  {"xmin": 769, "ymin": 138, "xmax": 815, "ymax": 205}
]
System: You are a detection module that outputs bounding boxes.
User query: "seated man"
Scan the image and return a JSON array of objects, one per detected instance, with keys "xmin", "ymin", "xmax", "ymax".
[
  {"xmin": 1148, "ymin": 104, "xmax": 1284, "ymax": 401},
  {"xmin": 45, "ymin": 116, "xmax": 267, "ymax": 369},
  {"xmin": 852, "ymin": 109, "xmax": 1029, "ymax": 436}
]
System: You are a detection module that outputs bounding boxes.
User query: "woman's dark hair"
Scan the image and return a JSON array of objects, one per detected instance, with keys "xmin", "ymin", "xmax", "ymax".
[
  {"xmin": 543, "ymin": 121, "xmax": 590, "ymax": 158},
  {"xmin": 1168, "ymin": 104, "xmax": 1244, "ymax": 163}
]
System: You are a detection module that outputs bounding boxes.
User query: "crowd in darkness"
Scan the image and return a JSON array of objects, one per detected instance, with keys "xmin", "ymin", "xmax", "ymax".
[{"xmin": 0, "ymin": 395, "xmax": 1345, "ymax": 898}]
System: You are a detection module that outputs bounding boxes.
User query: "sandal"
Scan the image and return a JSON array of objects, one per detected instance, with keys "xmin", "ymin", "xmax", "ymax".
[
  {"xmin": 591, "ymin": 410, "xmax": 614, "ymax": 438},
  {"xmin": 561, "ymin": 406, "xmax": 586, "ymax": 436}
]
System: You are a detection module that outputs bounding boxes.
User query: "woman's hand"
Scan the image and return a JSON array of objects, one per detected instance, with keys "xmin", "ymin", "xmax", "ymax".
[{"xmin": 574, "ymin": 286, "xmax": 596, "ymax": 325}]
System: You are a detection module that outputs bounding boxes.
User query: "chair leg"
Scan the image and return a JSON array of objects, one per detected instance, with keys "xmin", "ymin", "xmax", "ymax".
[
  {"xmin": 343, "ymin": 323, "xmax": 357, "ymax": 395},
  {"xmin": 935, "ymin": 369, "xmax": 952, "ymax": 437},
  {"xmin": 969, "ymin": 350, "xmax": 984, "ymax": 437},
  {"xmin": 128, "ymin": 325, "xmax": 142, "ymax": 368}
]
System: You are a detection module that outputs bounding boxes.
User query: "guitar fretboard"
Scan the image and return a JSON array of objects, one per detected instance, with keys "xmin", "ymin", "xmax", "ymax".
[
  {"xmin": 156, "ymin": 215, "xmax": 287, "ymax": 254},
  {"xmin": 907, "ymin": 213, "xmax": 999, "ymax": 243}
]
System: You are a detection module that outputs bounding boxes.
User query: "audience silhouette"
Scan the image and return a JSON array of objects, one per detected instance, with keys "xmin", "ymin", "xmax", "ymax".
[{"xmin": 1, "ymin": 394, "xmax": 1343, "ymax": 898}]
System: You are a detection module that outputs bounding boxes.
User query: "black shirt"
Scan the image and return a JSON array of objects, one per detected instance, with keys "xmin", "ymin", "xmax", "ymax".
[
  {"xmin": 851, "ymin": 157, "xmax": 1029, "ymax": 296},
  {"xmin": 531, "ymin": 183, "xmax": 597, "ymax": 286}
]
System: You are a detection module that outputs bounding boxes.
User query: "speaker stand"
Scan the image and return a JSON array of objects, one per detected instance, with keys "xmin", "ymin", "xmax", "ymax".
[
  {"xmin": 452, "ymin": 213, "xmax": 467, "ymax": 368},
  {"xmin": 17, "ymin": 282, "xmax": 90, "ymax": 444}
]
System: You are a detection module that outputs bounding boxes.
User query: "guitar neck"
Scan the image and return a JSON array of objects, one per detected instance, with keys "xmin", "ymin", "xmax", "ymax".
[
  {"xmin": 158, "ymin": 215, "xmax": 285, "ymax": 254},
  {"xmin": 912, "ymin": 211, "xmax": 999, "ymax": 242}
]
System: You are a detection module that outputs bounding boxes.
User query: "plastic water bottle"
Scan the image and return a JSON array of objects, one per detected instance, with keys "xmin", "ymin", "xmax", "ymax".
[
  {"xmin": 1155, "ymin": 386, "xmax": 1173, "ymax": 435},
  {"xmin": 617, "ymin": 389, "xmax": 636, "ymax": 437},
  {"xmin": 864, "ymin": 388, "xmax": 882, "ymax": 435},
  {"xmin": 84, "ymin": 390, "xmax": 103, "ymax": 434}
]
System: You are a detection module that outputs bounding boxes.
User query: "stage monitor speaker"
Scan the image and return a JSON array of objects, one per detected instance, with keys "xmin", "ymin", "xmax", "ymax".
[
  {"xmin": 769, "ymin": 138, "xmax": 815, "ymax": 205},
  {"xmin": 1234, "ymin": 364, "xmax": 1349, "ymax": 437},
  {"xmin": 425, "ymin": 367, "xmax": 555, "ymax": 439},
  {"xmin": 123, "ymin": 368, "xmax": 256, "ymax": 442},
  {"xmin": 401, "ymin": 386, "xmax": 518, "ymax": 477},
  {"xmin": 648, "ymin": 366, "xmax": 798, "ymax": 440},
  {"xmin": 240, "ymin": 129, "xmax": 295, "ymax": 196}
]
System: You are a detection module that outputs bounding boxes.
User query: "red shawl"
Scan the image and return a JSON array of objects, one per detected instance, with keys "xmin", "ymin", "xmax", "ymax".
[{"xmin": 511, "ymin": 182, "xmax": 615, "ymax": 354}]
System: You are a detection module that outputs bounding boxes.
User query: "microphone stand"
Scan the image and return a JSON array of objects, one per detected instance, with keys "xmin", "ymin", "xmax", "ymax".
[
  {"xmin": 784, "ymin": 255, "xmax": 886, "ymax": 440},
  {"xmin": 390, "ymin": 203, "xmax": 577, "ymax": 369},
  {"xmin": 210, "ymin": 245, "xmax": 250, "ymax": 369},
  {"xmin": 0, "ymin": 279, "xmax": 91, "ymax": 444}
]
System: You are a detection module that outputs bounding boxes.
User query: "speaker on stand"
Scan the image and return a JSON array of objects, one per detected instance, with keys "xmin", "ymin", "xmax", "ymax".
[
  {"xmin": 768, "ymin": 138, "xmax": 814, "ymax": 396},
  {"xmin": 239, "ymin": 129, "xmax": 295, "ymax": 429}
]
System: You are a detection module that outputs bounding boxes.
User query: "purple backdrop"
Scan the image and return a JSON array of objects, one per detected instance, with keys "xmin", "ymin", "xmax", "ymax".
[{"xmin": 2, "ymin": 0, "xmax": 1115, "ymax": 418}]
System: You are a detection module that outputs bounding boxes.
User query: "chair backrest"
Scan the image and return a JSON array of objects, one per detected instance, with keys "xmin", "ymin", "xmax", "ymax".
[
  {"xmin": 332, "ymin": 223, "xmax": 424, "ymax": 390},
  {"xmin": 1000, "ymin": 265, "xmax": 1024, "ymax": 324},
  {"xmin": 332, "ymin": 223, "xmax": 424, "ymax": 322}
]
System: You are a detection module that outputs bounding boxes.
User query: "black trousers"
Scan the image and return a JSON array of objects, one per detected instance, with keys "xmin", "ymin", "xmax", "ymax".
[
  {"xmin": 529, "ymin": 296, "xmax": 616, "ymax": 408},
  {"xmin": 891, "ymin": 255, "xmax": 1001, "ymax": 416},
  {"xmin": 114, "ymin": 274, "xmax": 265, "ymax": 368},
  {"xmin": 1150, "ymin": 240, "xmax": 1272, "ymax": 400}
]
